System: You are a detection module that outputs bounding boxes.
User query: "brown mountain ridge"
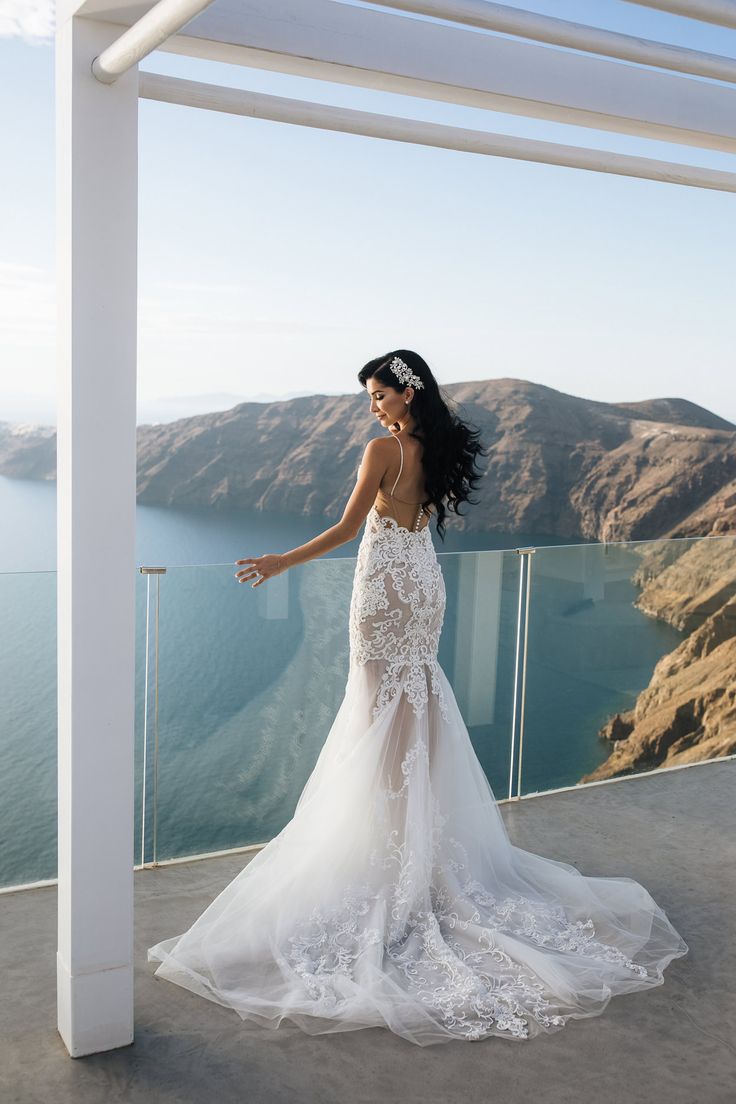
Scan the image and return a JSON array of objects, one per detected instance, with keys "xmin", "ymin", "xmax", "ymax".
[{"xmin": 1, "ymin": 378, "xmax": 733, "ymax": 541}]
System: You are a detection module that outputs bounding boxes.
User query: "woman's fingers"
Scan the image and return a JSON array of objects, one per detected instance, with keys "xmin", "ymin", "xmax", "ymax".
[
  {"xmin": 234, "ymin": 555, "xmax": 267, "ymax": 586},
  {"xmin": 234, "ymin": 557, "xmax": 258, "ymax": 583},
  {"xmin": 234, "ymin": 553, "xmax": 283, "ymax": 586}
]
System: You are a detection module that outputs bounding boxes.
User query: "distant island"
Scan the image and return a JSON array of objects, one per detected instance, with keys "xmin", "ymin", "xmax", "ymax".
[{"xmin": 1, "ymin": 377, "xmax": 735, "ymax": 541}]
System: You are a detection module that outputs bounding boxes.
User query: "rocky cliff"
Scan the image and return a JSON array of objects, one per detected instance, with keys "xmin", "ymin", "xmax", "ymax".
[
  {"xmin": 0, "ymin": 422, "xmax": 55, "ymax": 480},
  {"xmin": 580, "ymin": 538, "xmax": 736, "ymax": 783},
  {"xmin": 1, "ymin": 378, "xmax": 734, "ymax": 541}
]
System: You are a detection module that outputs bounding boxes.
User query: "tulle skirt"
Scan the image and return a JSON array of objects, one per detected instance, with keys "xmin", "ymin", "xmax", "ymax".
[{"xmin": 147, "ymin": 659, "xmax": 688, "ymax": 1045}]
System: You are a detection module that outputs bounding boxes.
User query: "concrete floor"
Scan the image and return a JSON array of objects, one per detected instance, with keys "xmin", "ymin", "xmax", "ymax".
[{"xmin": 2, "ymin": 758, "xmax": 734, "ymax": 1104}]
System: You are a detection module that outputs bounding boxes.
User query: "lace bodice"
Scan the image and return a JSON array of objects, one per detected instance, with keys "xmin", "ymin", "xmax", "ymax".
[{"xmin": 348, "ymin": 505, "xmax": 449, "ymax": 722}]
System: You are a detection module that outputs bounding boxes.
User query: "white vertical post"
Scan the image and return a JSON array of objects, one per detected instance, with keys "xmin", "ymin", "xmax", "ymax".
[
  {"xmin": 509, "ymin": 548, "xmax": 535, "ymax": 800},
  {"xmin": 56, "ymin": 13, "xmax": 138, "ymax": 1057}
]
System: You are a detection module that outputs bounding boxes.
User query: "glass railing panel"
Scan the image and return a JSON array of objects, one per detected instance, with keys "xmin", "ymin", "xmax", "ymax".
[
  {"xmin": 7, "ymin": 534, "xmax": 730, "ymax": 887},
  {"xmin": 140, "ymin": 556, "xmax": 357, "ymax": 864},
  {"xmin": 0, "ymin": 570, "xmax": 57, "ymax": 889},
  {"xmin": 143, "ymin": 547, "xmax": 521, "ymax": 863},
  {"xmin": 519, "ymin": 534, "xmax": 736, "ymax": 796},
  {"xmin": 439, "ymin": 548, "xmax": 521, "ymax": 800}
]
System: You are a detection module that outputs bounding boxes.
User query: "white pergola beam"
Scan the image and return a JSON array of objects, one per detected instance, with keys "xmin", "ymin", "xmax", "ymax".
[
  {"xmin": 140, "ymin": 72, "xmax": 736, "ymax": 193},
  {"xmin": 125, "ymin": 0, "xmax": 736, "ymax": 154},
  {"xmin": 358, "ymin": 0, "xmax": 736, "ymax": 85},
  {"xmin": 625, "ymin": 0, "xmax": 736, "ymax": 27},
  {"xmin": 91, "ymin": 0, "xmax": 215, "ymax": 83},
  {"xmin": 56, "ymin": 12, "xmax": 138, "ymax": 1056}
]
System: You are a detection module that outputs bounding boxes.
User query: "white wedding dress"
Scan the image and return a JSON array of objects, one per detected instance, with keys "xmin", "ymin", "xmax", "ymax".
[{"xmin": 148, "ymin": 440, "xmax": 688, "ymax": 1046}]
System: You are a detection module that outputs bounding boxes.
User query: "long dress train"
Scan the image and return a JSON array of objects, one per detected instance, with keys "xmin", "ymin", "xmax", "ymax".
[{"xmin": 147, "ymin": 504, "xmax": 688, "ymax": 1045}]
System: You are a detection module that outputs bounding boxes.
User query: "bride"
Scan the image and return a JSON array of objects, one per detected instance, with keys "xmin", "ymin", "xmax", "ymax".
[{"xmin": 148, "ymin": 349, "xmax": 688, "ymax": 1045}]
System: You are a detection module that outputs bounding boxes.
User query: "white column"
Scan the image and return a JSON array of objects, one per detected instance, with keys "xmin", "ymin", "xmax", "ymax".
[{"xmin": 56, "ymin": 13, "xmax": 138, "ymax": 1057}]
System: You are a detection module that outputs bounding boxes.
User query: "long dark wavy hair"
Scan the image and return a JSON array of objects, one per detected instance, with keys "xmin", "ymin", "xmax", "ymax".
[{"xmin": 358, "ymin": 349, "xmax": 486, "ymax": 541}]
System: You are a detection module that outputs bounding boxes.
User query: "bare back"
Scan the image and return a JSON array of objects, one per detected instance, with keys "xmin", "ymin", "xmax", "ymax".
[{"xmin": 373, "ymin": 432, "xmax": 433, "ymax": 533}]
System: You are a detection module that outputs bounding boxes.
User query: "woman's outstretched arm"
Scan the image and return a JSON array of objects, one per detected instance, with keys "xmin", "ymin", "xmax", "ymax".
[{"xmin": 234, "ymin": 437, "xmax": 390, "ymax": 587}]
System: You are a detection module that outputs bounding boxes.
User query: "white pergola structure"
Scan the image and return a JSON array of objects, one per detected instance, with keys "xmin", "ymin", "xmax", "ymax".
[{"xmin": 55, "ymin": 0, "xmax": 736, "ymax": 1057}]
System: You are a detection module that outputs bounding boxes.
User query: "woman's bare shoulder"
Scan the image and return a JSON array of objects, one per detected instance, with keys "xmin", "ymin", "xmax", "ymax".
[
  {"xmin": 362, "ymin": 435, "xmax": 398, "ymax": 460},
  {"xmin": 357, "ymin": 435, "xmax": 396, "ymax": 476}
]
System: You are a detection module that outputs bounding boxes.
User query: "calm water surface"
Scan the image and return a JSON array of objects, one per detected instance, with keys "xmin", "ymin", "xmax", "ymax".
[{"xmin": 1, "ymin": 476, "xmax": 681, "ymax": 887}]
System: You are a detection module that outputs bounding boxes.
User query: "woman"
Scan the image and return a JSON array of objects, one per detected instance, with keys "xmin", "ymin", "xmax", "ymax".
[{"xmin": 148, "ymin": 349, "xmax": 687, "ymax": 1045}]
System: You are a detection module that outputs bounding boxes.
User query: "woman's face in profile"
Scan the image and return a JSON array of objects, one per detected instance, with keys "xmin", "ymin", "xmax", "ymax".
[{"xmin": 366, "ymin": 378, "xmax": 407, "ymax": 431}]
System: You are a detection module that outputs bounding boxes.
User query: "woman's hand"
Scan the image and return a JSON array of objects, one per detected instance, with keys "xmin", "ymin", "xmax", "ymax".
[{"xmin": 234, "ymin": 553, "xmax": 288, "ymax": 588}]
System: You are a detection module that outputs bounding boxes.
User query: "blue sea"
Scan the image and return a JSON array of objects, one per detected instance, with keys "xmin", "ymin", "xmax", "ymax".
[{"xmin": 0, "ymin": 475, "xmax": 683, "ymax": 888}]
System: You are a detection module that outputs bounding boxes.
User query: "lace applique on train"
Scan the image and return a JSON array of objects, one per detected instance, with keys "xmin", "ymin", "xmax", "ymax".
[{"xmin": 284, "ymin": 798, "xmax": 655, "ymax": 1041}]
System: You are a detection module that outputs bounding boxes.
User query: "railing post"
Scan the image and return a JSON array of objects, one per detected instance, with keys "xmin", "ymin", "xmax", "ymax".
[
  {"xmin": 509, "ymin": 547, "xmax": 536, "ymax": 800},
  {"xmin": 139, "ymin": 567, "xmax": 166, "ymax": 866}
]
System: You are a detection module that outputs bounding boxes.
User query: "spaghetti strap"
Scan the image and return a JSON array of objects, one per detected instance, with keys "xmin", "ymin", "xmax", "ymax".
[
  {"xmin": 375, "ymin": 433, "xmax": 429, "ymax": 533},
  {"xmin": 390, "ymin": 435, "xmax": 404, "ymax": 498}
]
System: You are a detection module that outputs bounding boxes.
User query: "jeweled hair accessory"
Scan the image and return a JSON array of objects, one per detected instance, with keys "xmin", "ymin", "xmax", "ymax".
[{"xmin": 388, "ymin": 356, "xmax": 424, "ymax": 391}]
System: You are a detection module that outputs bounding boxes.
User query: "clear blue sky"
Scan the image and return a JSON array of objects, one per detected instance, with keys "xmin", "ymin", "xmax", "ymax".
[{"xmin": 1, "ymin": 0, "xmax": 735, "ymax": 423}]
